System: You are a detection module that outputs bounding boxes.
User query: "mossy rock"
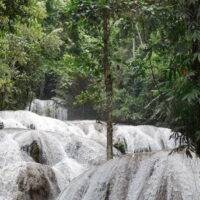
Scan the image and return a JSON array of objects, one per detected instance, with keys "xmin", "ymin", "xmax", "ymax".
[{"xmin": 114, "ymin": 139, "xmax": 127, "ymax": 154}]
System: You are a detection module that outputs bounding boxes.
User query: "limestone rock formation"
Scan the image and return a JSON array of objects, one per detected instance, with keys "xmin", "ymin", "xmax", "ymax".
[
  {"xmin": 17, "ymin": 164, "xmax": 60, "ymax": 200},
  {"xmin": 0, "ymin": 110, "xmax": 178, "ymax": 200},
  {"xmin": 58, "ymin": 151, "xmax": 200, "ymax": 200}
]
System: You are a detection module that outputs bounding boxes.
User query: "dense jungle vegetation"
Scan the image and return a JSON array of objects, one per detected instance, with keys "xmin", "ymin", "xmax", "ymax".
[{"xmin": 0, "ymin": 0, "xmax": 199, "ymax": 157}]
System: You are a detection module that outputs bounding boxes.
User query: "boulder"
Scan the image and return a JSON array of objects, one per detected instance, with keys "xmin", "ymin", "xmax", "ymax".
[
  {"xmin": 17, "ymin": 163, "xmax": 60, "ymax": 200},
  {"xmin": 0, "ymin": 122, "xmax": 4, "ymax": 129}
]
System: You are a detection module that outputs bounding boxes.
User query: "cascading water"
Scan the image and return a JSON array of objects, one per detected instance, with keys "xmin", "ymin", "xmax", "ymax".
[
  {"xmin": 0, "ymin": 110, "xmax": 198, "ymax": 200},
  {"xmin": 58, "ymin": 152, "xmax": 200, "ymax": 200},
  {"xmin": 27, "ymin": 99, "xmax": 68, "ymax": 121}
]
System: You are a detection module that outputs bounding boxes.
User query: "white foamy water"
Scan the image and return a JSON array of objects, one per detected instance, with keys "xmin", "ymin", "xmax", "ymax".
[
  {"xmin": 58, "ymin": 152, "xmax": 200, "ymax": 200},
  {"xmin": 0, "ymin": 110, "xmax": 197, "ymax": 200}
]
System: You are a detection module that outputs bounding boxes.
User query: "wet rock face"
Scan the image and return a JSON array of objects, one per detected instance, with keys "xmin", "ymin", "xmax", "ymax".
[
  {"xmin": 114, "ymin": 139, "xmax": 127, "ymax": 154},
  {"xmin": 21, "ymin": 140, "xmax": 46, "ymax": 164},
  {"xmin": 17, "ymin": 164, "xmax": 60, "ymax": 200},
  {"xmin": 58, "ymin": 152, "xmax": 200, "ymax": 200},
  {"xmin": 0, "ymin": 122, "xmax": 4, "ymax": 129},
  {"xmin": 155, "ymin": 178, "xmax": 183, "ymax": 200},
  {"xmin": 29, "ymin": 124, "xmax": 36, "ymax": 130}
]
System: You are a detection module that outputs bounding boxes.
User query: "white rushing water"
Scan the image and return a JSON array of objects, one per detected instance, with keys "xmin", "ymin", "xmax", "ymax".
[
  {"xmin": 27, "ymin": 99, "xmax": 68, "ymax": 121},
  {"xmin": 0, "ymin": 110, "xmax": 198, "ymax": 200},
  {"xmin": 58, "ymin": 152, "xmax": 200, "ymax": 200}
]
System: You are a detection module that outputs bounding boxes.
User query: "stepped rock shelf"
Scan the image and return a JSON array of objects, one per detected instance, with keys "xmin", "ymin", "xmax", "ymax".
[
  {"xmin": 58, "ymin": 152, "xmax": 200, "ymax": 200},
  {"xmin": 0, "ymin": 110, "xmax": 199, "ymax": 200}
]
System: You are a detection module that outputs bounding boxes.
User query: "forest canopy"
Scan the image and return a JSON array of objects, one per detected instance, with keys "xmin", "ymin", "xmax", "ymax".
[{"xmin": 0, "ymin": 0, "xmax": 200, "ymax": 156}]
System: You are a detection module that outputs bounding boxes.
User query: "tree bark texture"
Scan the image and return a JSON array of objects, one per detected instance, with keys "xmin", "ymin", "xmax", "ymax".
[{"xmin": 103, "ymin": 8, "xmax": 113, "ymax": 160}]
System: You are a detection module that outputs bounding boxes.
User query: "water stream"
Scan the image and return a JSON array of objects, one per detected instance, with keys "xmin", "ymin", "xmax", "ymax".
[{"xmin": 0, "ymin": 109, "xmax": 198, "ymax": 200}]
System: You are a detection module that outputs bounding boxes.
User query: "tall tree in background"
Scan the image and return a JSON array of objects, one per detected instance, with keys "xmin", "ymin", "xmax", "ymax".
[
  {"xmin": 102, "ymin": 5, "xmax": 113, "ymax": 160},
  {"xmin": 67, "ymin": 0, "xmax": 114, "ymax": 159},
  {"xmin": 67, "ymin": 0, "xmax": 134, "ymax": 159}
]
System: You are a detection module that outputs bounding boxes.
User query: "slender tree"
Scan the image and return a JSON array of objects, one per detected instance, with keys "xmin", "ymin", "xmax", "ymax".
[
  {"xmin": 67, "ymin": 0, "xmax": 135, "ymax": 160},
  {"xmin": 102, "ymin": 6, "xmax": 113, "ymax": 159}
]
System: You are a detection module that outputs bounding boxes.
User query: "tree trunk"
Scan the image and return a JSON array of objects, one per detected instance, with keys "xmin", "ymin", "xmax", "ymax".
[{"xmin": 103, "ymin": 8, "xmax": 113, "ymax": 160}]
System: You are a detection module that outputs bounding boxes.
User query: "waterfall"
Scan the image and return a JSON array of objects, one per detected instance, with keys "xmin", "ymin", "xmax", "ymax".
[
  {"xmin": 58, "ymin": 152, "xmax": 200, "ymax": 200},
  {"xmin": 27, "ymin": 99, "xmax": 68, "ymax": 121},
  {"xmin": 0, "ymin": 110, "xmax": 198, "ymax": 200}
]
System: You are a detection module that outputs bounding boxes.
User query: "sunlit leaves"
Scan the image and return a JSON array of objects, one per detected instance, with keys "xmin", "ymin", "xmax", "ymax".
[{"xmin": 42, "ymin": 28, "xmax": 63, "ymax": 57}]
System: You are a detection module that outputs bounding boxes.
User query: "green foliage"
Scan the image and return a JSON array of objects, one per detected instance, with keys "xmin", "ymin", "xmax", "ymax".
[
  {"xmin": 138, "ymin": 0, "xmax": 200, "ymax": 155},
  {"xmin": 65, "ymin": 0, "xmax": 200, "ymax": 156},
  {"xmin": 1, "ymin": 0, "xmax": 200, "ymax": 156},
  {"xmin": 0, "ymin": 0, "xmax": 64, "ymax": 109}
]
